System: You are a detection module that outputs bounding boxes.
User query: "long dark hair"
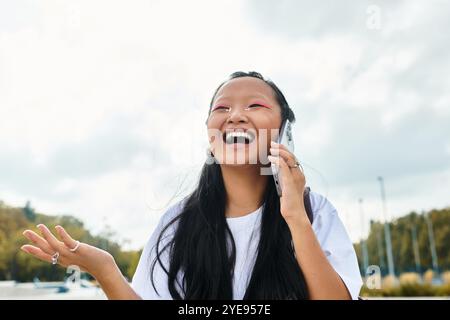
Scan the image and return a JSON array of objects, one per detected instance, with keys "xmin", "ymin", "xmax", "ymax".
[{"xmin": 150, "ymin": 71, "xmax": 309, "ymax": 299}]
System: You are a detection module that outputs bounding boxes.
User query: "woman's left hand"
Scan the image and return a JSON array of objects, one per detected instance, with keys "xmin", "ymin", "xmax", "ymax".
[{"xmin": 268, "ymin": 141, "xmax": 309, "ymax": 226}]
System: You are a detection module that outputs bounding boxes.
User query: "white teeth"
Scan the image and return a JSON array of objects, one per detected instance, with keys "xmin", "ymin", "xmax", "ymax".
[{"xmin": 224, "ymin": 131, "xmax": 255, "ymax": 144}]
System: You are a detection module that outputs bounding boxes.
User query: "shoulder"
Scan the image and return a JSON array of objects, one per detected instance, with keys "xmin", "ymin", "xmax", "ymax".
[
  {"xmin": 307, "ymin": 190, "xmax": 346, "ymax": 245},
  {"xmin": 307, "ymin": 190, "xmax": 364, "ymax": 299},
  {"xmin": 131, "ymin": 197, "xmax": 188, "ymax": 299},
  {"xmin": 308, "ymin": 190, "xmax": 339, "ymax": 223}
]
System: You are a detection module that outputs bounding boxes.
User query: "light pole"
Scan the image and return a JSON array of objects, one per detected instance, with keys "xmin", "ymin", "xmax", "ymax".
[
  {"xmin": 359, "ymin": 198, "xmax": 369, "ymax": 275},
  {"xmin": 410, "ymin": 221, "xmax": 421, "ymax": 274},
  {"xmin": 376, "ymin": 228, "xmax": 386, "ymax": 274},
  {"xmin": 377, "ymin": 176, "xmax": 395, "ymax": 277},
  {"xmin": 424, "ymin": 210, "xmax": 439, "ymax": 276}
]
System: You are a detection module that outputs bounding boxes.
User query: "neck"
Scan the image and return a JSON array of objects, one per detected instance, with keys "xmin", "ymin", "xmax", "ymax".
[{"xmin": 220, "ymin": 164, "xmax": 268, "ymax": 218}]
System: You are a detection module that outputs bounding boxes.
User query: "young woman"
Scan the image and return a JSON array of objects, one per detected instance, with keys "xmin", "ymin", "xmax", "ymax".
[{"xmin": 21, "ymin": 71, "xmax": 362, "ymax": 300}]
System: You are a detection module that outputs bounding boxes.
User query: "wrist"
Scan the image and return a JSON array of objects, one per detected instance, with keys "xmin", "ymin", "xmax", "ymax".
[
  {"xmin": 286, "ymin": 212, "xmax": 311, "ymax": 232},
  {"xmin": 93, "ymin": 259, "xmax": 122, "ymax": 286}
]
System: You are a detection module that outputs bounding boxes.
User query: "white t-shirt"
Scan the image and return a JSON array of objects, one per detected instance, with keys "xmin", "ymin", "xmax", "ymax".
[{"xmin": 131, "ymin": 191, "xmax": 363, "ymax": 300}]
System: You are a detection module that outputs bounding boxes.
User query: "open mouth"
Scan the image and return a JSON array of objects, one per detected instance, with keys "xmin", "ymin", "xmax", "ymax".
[{"xmin": 223, "ymin": 130, "xmax": 256, "ymax": 145}]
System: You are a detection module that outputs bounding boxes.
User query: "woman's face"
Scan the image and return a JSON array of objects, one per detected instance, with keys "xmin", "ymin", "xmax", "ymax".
[{"xmin": 206, "ymin": 77, "xmax": 283, "ymax": 166}]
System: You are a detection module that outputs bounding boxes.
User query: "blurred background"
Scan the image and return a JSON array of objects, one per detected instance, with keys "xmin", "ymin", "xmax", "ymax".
[{"xmin": 0, "ymin": 0, "xmax": 449, "ymax": 299}]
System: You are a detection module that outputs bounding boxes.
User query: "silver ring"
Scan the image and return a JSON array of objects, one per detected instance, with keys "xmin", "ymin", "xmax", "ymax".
[
  {"xmin": 51, "ymin": 251, "xmax": 60, "ymax": 265},
  {"xmin": 69, "ymin": 241, "xmax": 81, "ymax": 252},
  {"xmin": 289, "ymin": 161, "xmax": 304, "ymax": 173},
  {"xmin": 289, "ymin": 161, "xmax": 300, "ymax": 168}
]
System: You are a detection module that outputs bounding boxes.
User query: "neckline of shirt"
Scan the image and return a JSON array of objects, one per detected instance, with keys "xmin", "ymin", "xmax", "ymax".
[{"xmin": 225, "ymin": 205, "xmax": 263, "ymax": 232}]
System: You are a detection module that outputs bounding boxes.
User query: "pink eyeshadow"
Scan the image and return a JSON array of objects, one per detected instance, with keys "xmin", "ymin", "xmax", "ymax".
[
  {"xmin": 251, "ymin": 100, "xmax": 272, "ymax": 109},
  {"xmin": 212, "ymin": 105, "xmax": 227, "ymax": 111}
]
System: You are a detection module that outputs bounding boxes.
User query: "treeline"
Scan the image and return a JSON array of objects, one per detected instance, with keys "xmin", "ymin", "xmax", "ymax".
[
  {"xmin": 2, "ymin": 199, "xmax": 449, "ymax": 282},
  {"xmin": 354, "ymin": 207, "xmax": 450, "ymax": 276},
  {"xmin": 0, "ymin": 200, "xmax": 141, "ymax": 282}
]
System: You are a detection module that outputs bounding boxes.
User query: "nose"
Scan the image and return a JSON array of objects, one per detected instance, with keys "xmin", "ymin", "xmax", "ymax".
[{"xmin": 227, "ymin": 107, "xmax": 248, "ymax": 124}]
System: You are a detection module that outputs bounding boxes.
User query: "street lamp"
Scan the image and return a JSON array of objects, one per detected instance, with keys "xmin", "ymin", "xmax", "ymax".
[
  {"xmin": 410, "ymin": 221, "xmax": 421, "ymax": 274},
  {"xmin": 424, "ymin": 210, "xmax": 439, "ymax": 276},
  {"xmin": 377, "ymin": 176, "xmax": 395, "ymax": 277}
]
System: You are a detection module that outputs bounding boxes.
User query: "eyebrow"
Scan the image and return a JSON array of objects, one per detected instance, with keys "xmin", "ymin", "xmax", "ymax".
[{"xmin": 215, "ymin": 94, "xmax": 269, "ymax": 101}]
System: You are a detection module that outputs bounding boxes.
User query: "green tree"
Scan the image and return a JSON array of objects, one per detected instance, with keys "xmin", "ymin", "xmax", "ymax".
[
  {"xmin": 354, "ymin": 207, "xmax": 450, "ymax": 276},
  {"xmin": 0, "ymin": 200, "xmax": 142, "ymax": 282},
  {"xmin": 23, "ymin": 201, "xmax": 36, "ymax": 222}
]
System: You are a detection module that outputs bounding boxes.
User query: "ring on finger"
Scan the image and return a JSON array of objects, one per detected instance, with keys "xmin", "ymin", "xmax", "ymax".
[
  {"xmin": 289, "ymin": 160, "xmax": 304, "ymax": 172},
  {"xmin": 51, "ymin": 251, "xmax": 60, "ymax": 265},
  {"xmin": 69, "ymin": 241, "xmax": 81, "ymax": 253},
  {"xmin": 288, "ymin": 159, "xmax": 300, "ymax": 168}
]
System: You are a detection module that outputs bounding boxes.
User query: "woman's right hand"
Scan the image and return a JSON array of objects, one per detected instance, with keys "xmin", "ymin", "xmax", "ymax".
[
  {"xmin": 21, "ymin": 224, "xmax": 142, "ymax": 299},
  {"xmin": 21, "ymin": 224, "xmax": 116, "ymax": 282}
]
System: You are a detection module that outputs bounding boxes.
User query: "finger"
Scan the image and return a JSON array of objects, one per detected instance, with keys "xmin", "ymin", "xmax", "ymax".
[
  {"xmin": 270, "ymin": 141, "xmax": 306, "ymax": 195},
  {"xmin": 271, "ymin": 140, "xmax": 291, "ymax": 153},
  {"xmin": 22, "ymin": 230, "xmax": 55, "ymax": 255},
  {"xmin": 268, "ymin": 155, "xmax": 295, "ymax": 194},
  {"xmin": 272, "ymin": 148, "xmax": 304, "ymax": 177},
  {"xmin": 270, "ymin": 147, "xmax": 304, "ymax": 177},
  {"xmin": 37, "ymin": 224, "xmax": 63, "ymax": 252},
  {"xmin": 270, "ymin": 141, "xmax": 300, "ymax": 165},
  {"xmin": 270, "ymin": 147, "xmax": 297, "ymax": 167},
  {"xmin": 55, "ymin": 225, "xmax": 78, "ymax": 249},
  {"xmin": 21, "ymin": 245, "xmax": 53, "ymax": 264}
]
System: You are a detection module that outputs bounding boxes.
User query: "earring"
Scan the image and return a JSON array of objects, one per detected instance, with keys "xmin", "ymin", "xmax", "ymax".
[{"xmin": 205, "ymin": 148, "xmax": 216, "ymax": 165}]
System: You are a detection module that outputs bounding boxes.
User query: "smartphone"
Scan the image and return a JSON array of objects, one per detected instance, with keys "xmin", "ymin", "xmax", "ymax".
[{"xmin": 272, "ymin": 119, "xmax": 294, "ymax": 196}]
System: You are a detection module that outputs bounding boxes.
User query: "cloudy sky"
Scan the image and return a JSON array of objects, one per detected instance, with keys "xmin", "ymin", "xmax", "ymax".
[{"xmin": 1, "ymin": 0, "xmax": 449, "ymax": 250}]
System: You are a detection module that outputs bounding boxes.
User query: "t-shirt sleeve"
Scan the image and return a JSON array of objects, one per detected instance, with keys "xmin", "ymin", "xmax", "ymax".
[
  {"xmin": 131, "ymin": 200, "xmax": 184, "ymax": 299},
  {"xmin": 310, "ymin": 191, "xmax": 363, "ymax": 300}
]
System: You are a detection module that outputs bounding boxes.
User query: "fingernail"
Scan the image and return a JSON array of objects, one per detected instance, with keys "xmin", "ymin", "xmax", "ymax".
[
  {"xmin": 268, "ymin": 155, "xmax": 277, "ymax": 162},
  {"xmin": 271, "ymin": 141, "xmax": 278, "ymax": 146},
  {"xmin": 21, "ymin": 246, "xmax": 29, "ymax": 253}
]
